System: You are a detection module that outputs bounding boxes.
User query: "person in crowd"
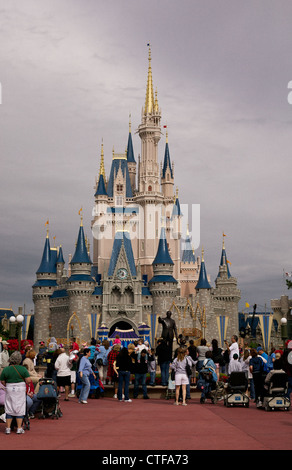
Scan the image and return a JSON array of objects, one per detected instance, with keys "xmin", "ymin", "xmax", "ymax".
[
  {"xmin": 0, "ymin": 350, "xmax": 31, "ymax": 434},
  {"xmin": 70, "ymin": 337, "xmax": 79, "ymax": 352},
  {"xmin": 263, "ymin": 359, "xmax": 286, "ymax": 395},
  {"xmin": 170, "ymin": 347, "xmax": 196, "ymax": 406},
  {"xmin": 148, "ymin": 348, "xmax": 156, "ymax": 386},
  {"xmin": 107, "ymin": 343, "xmax": 121, "ymax": 397},
  {"xmin": 37, "ymin": 341, "xmax": 47, "ymax": 366},
  {"xmin": 78, "ymin": 347, "xmax": 96, "ymax": 404},
  {"xmin": 267, "ymin": 347, "xmax": 276, "ymax": 372},
  {"xmin": 249, "ymin": 348, "xmax": 265, "ymax": 407},
  {"xmin": 133, "ymin": 348, "xmax": 150, "ymax": 399},
  {"xmin": 241, "ymin": 349, "xmax": 255, "ymax": 399},
  {"xmin": 224, "ymin": 335, "xmax": 239, "ymax": 373},
  {"xmin": 155, "ymin": 338, "xmax": 171, "ymax": 386},
  {"xmin": 43, "ymin": 347, "xmax": 59, "ymax": 383},
  {"xmin": 26, "ymin": 379, "xmax": 41, "ymax": 418},
  {"xmin": 68, "ymin": 347, "xmax": 79, "ymax": 398},
  {"xmin": 187, "ymin": 340, "xmax": 197, "ymax": 385},
  {"xmin": 257, "ymin": 346, "xmax": 269, "ymax": 375},
  {"xmin": 113, "ymin": 334, "xmax": 121, "ymax": 346},
  {"xmin": 88, "ymin": 339, "xmax": 97, "ymax": 365},
  {"xmin": 94, "ymin": 339, "xmax": 111, "ymax": 382},
  {"xmin": 228, "ymin": 353, "xmax": 242, "ymax": 374},
  {"xmin": 210, "ymin": 338, "xmax": 225, "ymax": 373},
  {"xmin": 54, "ymin": 347, "xmax": 72, "ymax": 401},
  {"xmin": 0, "ymin": 340, "xmax": 10, "ymax": 376},
  {"xmin": 22, "ymin": 349, "xmax": 42, "ymax": 393},
  {"xmin": 114, "ymin": 343, "xmax": 135, "ymax": 402},
  {"xmin": 196, "ymin": 338, "xmax": 210, "ymax": 373},
  {"xmin": 198, "ymin": 351, "xmax": 218, "ymax": 404},
  {"xmin": 48, "ymin": 337, "xmax": 58, "ymax": 352}
]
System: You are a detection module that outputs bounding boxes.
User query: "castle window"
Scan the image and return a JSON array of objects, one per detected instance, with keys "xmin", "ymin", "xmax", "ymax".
[
  {"xmin": 148, "ymin": 185, "xmax": 152, "ymax": 191},
  {"xmin": 116, "ymin": 184, "xmax": 123, "ymax": 193}
]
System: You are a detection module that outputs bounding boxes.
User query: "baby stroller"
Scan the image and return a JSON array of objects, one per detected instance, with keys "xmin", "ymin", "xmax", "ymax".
[
  {"xmin": 224, "ymin": 372, "xmax": 249, "ymax": 407},
  {"xmin": 197, "ymin": 368, "xmax": 217, "ymax": 403},
  {"xmin": 165, "ymin": 370, "xmax": 176, "ymax": 400},
  {"xmin": 37, "ymin": 378, "xmax": 62, "ymax": 419},
  {"xmin": 76, "ymin": 368, "xmax": 104, "ymax": 399},
  {"xmin": 263, "ymin": 372, "xmax": 290, "ymax": 411}
]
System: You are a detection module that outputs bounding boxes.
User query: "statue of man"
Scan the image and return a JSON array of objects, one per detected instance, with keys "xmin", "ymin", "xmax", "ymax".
[{"xmin": 158, "ymin": 311, "xmax": 178, "ymax": 356}]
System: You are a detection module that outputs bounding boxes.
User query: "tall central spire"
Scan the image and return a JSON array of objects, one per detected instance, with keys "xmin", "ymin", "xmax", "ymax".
[{"xmin": 144, "ymin": 44, "xmax": 155, "ymax": 115}]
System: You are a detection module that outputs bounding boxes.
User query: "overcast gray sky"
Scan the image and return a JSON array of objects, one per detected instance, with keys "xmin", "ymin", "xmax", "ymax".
[{"xmin": 1, "ymin": 0, "xmax": 292, "ymax": 316}]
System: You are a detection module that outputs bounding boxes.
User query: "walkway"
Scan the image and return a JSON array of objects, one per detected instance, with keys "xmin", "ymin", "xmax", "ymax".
[{"xmin": 0, "ymin": 394, "xmax": 291, "ymax": 451}]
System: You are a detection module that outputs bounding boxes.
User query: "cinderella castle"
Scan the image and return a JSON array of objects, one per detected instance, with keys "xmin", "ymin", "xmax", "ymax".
[{"xmin": 32, "ymin": 47, "xmax": 241, "ymax": 351}]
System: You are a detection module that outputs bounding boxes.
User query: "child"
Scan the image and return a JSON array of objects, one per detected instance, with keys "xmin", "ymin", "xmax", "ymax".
[{"xmin": 148, "ymin": 348, "xmax": 156, "ymax": 386}]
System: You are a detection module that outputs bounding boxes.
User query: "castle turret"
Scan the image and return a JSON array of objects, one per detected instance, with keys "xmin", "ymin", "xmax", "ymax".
[
  {"xmin": 127, "ymin": 117, "xmax": 136, "ymax": 194},
  {"xmin": 180, "ymin": 225, "xmax": 199, "ymax": 297},
  {"xmin": 149, "ymin": 226, "xmax": 178, "ymax": 313},
  {"xmin": 33, "ymin": 226, "xmax": 57, "ymax": 350},
  {"xmin": 66, "ymin": 215, "xmax": 95, "ymax": 342},
  {"xmin": 161, "ymin": 131, "xmax": 174, "ymax": 199}
]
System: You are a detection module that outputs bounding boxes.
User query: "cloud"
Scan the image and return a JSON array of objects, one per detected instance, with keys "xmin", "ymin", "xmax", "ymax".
[{"xmin": 1, "ymin": 0, "xmax": 292, "ymax": 314}]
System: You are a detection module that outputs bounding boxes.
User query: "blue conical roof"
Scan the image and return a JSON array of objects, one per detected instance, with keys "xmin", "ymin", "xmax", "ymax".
[
  {"xmin": 181, "ymin": 233, "xmax": 196, "ymax": 264},
  {"xmin": 162, "ymin": 142, "xmax": 173, "ymax": 179},
  {"xmin": 127, "ymin": 131, "xmax": 136, "ymax": 163},
  {"xmin": 70, "ymin": 224, "xmax": 92, "ymax": 264},
  {"xmin": 107, "ymin": 157, "xmax": 133, "ymax": 198},
  {"xmin": 196, "ymin": 256, "xmax": 211, "ymax": 290},
  {"xmin": 36, "ymin": 235, "xmax": 55, "ymax": 273},
  {"xmin": 94, "ymin": 173, "xmax": 108, "ymax": 196},
  {"xmin": 108, "ymin": 230, "xmax": 136, "ymax": 276},
  {"xmin": 57, "ymin": 246, "xmax": 65, "ymax": 264},
  {"xmin": 218, "ymin": 247, "xmax": 231, "ymax": 278},
  {"xmin": 172, "ymin": 197, "xmax": 181, "ymax": 217},
  {"xmin": 153, "ymin": 227, "xmax": 174, "ymax": 265}
]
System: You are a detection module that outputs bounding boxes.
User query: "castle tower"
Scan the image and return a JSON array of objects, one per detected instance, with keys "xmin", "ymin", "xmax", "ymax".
[
  {"xmin": 213, "ymin": 237, "xmax": 241, "ymax": 342},
  {"xmin": 149, "ymin": 226, "xmax": 178, "ymax": 315},
  {"xmin": 126, "ymin": 117, "xmax": 136, "ymax": 194},
  {"xmin": 92, "ymin": 143, "xmax": 111, "ymax": 277},
  {"xmin": 137, "ymin": 45, "xmax": 162, "ymax": 196},
  {"xmin": 161, "ymin": 131, "xmax": 174, "ymax": 199},
  {"xmin": 180, "ymin": 225, "xmax": 199, "ymax": 297},
  {"xmin": 33, "ymin": 226, "xmax": 57, "ymax": 349},
  {"xmin": 56, "ymin": 245, "xmax": 65, "ymax": 285},
  {"xmin": 66, "ymin": 215, "xmax": 95, "ymax": 341}
]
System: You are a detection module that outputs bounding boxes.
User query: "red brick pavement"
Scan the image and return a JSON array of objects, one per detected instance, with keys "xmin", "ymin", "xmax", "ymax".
[{"xmin": 0, "ymin": 395, "xmax": 291, "ymax": 451}]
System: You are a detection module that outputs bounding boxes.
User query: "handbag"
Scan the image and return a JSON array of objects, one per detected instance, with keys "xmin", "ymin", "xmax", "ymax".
[{"xmin": 185, "ymin": 358, "xmax": 192, "ymax": 377}]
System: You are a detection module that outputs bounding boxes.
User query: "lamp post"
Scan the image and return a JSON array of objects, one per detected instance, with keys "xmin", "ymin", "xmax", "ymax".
[
  {"xmin": 281, "ymin": 317, "xmax": 288, "ymax": 348},
  {"xmin": 9, "ymin": 314, "xmax": 24, "ymax": 350}
]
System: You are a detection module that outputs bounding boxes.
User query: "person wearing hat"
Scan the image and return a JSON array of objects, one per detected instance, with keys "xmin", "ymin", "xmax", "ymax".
[{"xmin": 0, "ymin": 339, "xmax": 10, "ymax": 376}]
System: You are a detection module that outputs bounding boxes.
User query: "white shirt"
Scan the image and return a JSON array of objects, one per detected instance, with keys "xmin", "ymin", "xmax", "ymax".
[{"xmin": 228, "ymin": 359, "xmax": 242, "ymax": 374}]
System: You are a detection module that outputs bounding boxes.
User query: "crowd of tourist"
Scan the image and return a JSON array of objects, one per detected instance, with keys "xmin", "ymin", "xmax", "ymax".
[{"xmin": 0, "ymin": 332, "xmax": 291, "ymax": 434}]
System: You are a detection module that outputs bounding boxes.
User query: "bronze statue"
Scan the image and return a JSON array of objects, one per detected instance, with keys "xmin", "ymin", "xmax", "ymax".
[{"xmin": 158, "ymin": 311, "xmax": 178, "ymax": 358}]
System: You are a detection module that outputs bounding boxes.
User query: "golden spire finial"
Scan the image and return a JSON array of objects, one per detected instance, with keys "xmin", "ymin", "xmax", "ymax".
[
  {"xmin": 202, "ymin": 246, "xmax": 204, "ymax": 262},
  {"xmin": 129, "ymin": 113, "xmax": 131, "ymax": 133},
  {"xmin": 78, "ymin": 207, "xmax": 83, "ymax": 227},
  {"xmin": 144, "ymin": 43, "xmax": 155, "ymax": 115},
  {"xmin": 166, "ymin": 129, "xmax": 168, "ymax": 143},
  {"xmin": 45, "ymin": 219, "xmax": 49, "ymax": 238},
  {"xmin": 99, "ymin": 140, "xmax": 106, "ymax": 180},
  {"xmin": 222, "ymin": 232, "xmax": 226, "ymax": 249}
]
